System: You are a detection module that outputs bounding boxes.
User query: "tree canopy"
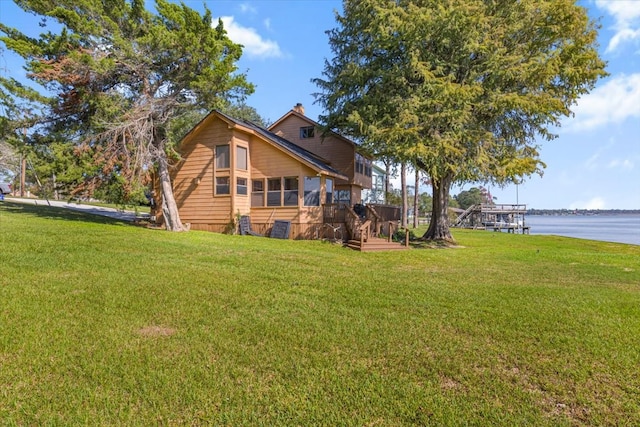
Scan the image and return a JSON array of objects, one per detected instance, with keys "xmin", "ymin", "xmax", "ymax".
[
  {"xmin": 314, "ymin": 0, "xmax": 607, "ymax": 242},
  {"xmin": 1, "ymin": 0, "xmax": 253, "ymax": 229},
  {"xmin": 455, "ymin": 186, "xmax": 494, "ymax": 210}
]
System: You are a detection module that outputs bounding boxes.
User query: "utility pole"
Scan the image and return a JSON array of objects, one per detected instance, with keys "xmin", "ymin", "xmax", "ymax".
[{"xmin": 20, "ymin": 127, "xmax": 26, "ymax": 197}]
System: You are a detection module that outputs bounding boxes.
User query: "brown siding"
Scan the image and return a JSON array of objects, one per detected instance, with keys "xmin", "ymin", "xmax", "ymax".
[
  {"xmin": 247, "ymin": 206, "xmax": 325, "ymax": 239},
  {"xmin": 269, "ymin": 113, "xmax": 372, "ymax": 192},
  {"xmin": 270, "ymin": 115, "xmax": 354, "ymax": 184},
  {"xmin": 154, "ymin": 112, "xmax": 346, "ymax": 239},
  {"xmin": 230, "ymin": 130, "xmax": 251, "ymax": 216},
  {"xmin": 169, "ymin": 118, "xmax": 233, "ymax": 225}
]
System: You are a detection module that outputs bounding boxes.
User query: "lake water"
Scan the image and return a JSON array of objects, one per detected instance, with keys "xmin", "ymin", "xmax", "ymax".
[{"xmin": 524, "ymin": 214, "xmax": 640, "ymax": 246}]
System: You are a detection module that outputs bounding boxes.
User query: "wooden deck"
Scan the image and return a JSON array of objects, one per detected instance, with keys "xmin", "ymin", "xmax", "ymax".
[{"xmin": 345, "ymin": 236, "xmax": 408, "ymax": 252}]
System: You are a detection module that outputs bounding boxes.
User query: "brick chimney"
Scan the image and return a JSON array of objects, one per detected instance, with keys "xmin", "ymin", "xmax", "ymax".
[{"xmin": 293, "ymin": 103, "xmax": 305, "ymax": 115}]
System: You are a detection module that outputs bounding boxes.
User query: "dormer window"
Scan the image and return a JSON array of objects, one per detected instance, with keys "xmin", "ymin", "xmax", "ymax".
[{"xmin": 300, "ymin": 126, "xmax": 315, "ymax": 139}]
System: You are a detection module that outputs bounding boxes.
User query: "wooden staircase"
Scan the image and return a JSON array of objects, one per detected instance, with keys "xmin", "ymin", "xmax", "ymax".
[
  {"xmin": 342, "ymin": 206, "xmax": 409, "ymax": 252},
  {"xmin": 345, "ymin": 236, "xmax": 408, "ymax": 252}
]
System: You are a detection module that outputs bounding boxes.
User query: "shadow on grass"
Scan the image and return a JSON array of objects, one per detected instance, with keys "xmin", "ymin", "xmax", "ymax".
[
  {"xmin": 0, "ymin": 201, "xmax": 133, "ymax": 227},
  {"xmin": 409, "ymin": 238, "xmax": 462, "ymax": 249}
]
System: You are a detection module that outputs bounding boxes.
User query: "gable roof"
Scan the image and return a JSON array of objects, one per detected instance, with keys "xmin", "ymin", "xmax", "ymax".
[
  {"xmin": 180, "ymin": 110, "xmax": 348, "ymax": 181},
  {"xmin": 269, "ymin": 109, "xmax": 369, "ymax": 156}
]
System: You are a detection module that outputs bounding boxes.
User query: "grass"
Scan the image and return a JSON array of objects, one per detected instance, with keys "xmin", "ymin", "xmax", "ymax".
[{"xmin": 1, "ymin": 201, "xmax": 639, "ymax": 425}]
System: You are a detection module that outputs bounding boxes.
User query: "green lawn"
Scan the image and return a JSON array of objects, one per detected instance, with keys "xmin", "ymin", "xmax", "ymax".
[{"xmin": 1, "ymin": 201, "xmax": 639, "ymax": 425}]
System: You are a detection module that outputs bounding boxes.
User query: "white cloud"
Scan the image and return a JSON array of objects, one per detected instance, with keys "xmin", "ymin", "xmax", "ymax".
[
  {"xmin": 569, "ymin": 197, "xmax": 606, "ymax": 210},
  {"xmin": 239, "ymin": 3, "xmax": 257, "ymax": 14},
  {"xmin": 264, "ymin": 18, "xmax": 272, "ymax": 32},
  {"xmin": 607, "ymin": 158, "xmax": 635, "ymax": 170},
  {"xmin": 219, "ymin": 16, "xmax": 283, "ymax": 59},
  {"xmin": 608, "ymin": 28, "xmax": 640, "ymax": 52},
  {"xmin": 565, "ymin": 73, "xmax": 640, "ymax": 131},
  {"xmin": 595, "ymin": 0, "xmax": 640, "ymax": 53}
]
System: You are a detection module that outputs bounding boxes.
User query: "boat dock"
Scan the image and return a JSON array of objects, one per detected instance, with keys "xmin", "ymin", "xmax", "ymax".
[{"xmin": 452, "ymin": 203, "xmax": 530, "ymax": 234}]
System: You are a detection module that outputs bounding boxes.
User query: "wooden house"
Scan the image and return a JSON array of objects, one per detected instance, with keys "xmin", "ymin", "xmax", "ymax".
[
  {"xmin": 151, "ymin": 106, "xmax": 404, "ymax": 248},
  {"xmin": 268, "ymin": 103, "xmax": 373, "ymax": 207}
]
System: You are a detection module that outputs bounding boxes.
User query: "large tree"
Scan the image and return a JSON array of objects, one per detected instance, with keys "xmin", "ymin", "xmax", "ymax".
[
  {"xmin": 0, "ymin": 0, "xmax": 253, "ymax": 230},
  {"xmin": 314, "ymin": 0, "xmax": 606, "ymax": 242}
]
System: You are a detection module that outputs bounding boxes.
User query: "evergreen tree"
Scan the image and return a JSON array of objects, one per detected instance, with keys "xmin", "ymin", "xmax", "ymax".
[
  {"xmin": 314, "ymin": 0, "xmax": 606, "ymax": 242},
  {"xmin": 1, "ymin": 0, "xmax": 253, "ymax": 230}
]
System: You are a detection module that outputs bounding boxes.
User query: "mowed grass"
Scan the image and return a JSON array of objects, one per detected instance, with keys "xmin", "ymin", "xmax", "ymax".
[{"xmin": 1, "ymin": 201, "xmax": 639, "ymax": 426}]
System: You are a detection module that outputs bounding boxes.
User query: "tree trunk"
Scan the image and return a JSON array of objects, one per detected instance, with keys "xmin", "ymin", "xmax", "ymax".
[
  {"xmin": 413, "ymin": 168, "xmax": 419, "ymax": 228},
  {"xmin": 422, "ymin": 172, "xmax": 454, "ymax": 242},
  {"xmin": 52, "ymin": 173, "xmax": 59, "ymax": 200},
  {"xmin": 400, "ymin": 162, "xmax": 408, "ymax": 228},
  {"xmin": 157, "ymin": 156, "xmax": 185, "ymax": 232}
]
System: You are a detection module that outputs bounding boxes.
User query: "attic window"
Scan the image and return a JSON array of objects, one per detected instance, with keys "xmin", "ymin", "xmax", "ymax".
[{"xmin": 300, "ymin": 126, "xmax": 315, "ymax": 139}]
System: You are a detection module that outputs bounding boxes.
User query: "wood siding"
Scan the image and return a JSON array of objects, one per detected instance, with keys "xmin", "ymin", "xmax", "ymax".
[
  {"xmin": 269, "ymin": 113, "xmax": 372, "ymax": 191},
  {"xmin": 157, "ymin": 112, "xmax": 337, "ymax": 239},
  {"xmin": 172, "ymin": 119, "xmax": 232, "ymax": 224}
]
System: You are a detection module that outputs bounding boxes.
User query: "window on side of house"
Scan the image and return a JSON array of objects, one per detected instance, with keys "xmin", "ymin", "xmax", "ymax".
[
  {"xmin": 335, "ymin": 189, "xmax": 351, "ymax": 206},
  {"xmin": 216, "ymin": 145, "xmax": 230, "ymax": 169},
  {"xmin": 252, "ymin": 179, "xmax": 264, "ymax": 207},
  {"xmin": 355, "ymin": 153, "xmax": 364, "ymax": 174},
  {"xmin": 299, "ymin": 126, "xmax": 315, "ymax": 139},
  {"xmin": 283, "ymin": 177, "xmax": 299, "ymax": 206},
  {"xmin": 303, "ymin": 176, "xmax": 320, "ymax": 207},
  {"xmin": 237, "ymin": 177, "xmax": 248, "ymax": 195},
  {"xmin": 236, "ymin": 146, "xmax": 247, "ymax": 170},
  {"xmin": 267, "ymin": 178, "xmax": 281, "ymax": 206},
  {"xmin": 364, "ymin": 158, "xmax": 372, "ymax": 177},
  {"xmin": 325, "ymin": 178, "xmax": 333, "ymax": 204},
  {"xmin": 216, "ymin": 176, "xmax": 230, "ymax": 195}
]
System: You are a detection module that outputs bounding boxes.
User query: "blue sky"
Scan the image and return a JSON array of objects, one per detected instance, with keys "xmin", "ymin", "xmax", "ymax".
[{"xmin": 1, "ymin": 0, "xmax": 639, "ymax": 209}]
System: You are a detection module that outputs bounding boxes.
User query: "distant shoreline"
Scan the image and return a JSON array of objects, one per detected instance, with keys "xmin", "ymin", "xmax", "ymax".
[{"xmin": 527, "ymin": 209, "xmax": 640, "ymax": 216}]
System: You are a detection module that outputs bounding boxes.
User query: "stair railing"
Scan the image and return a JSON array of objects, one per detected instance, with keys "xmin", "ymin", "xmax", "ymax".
[
  {"xmin": 359, "ymin": 219, "xmax": 372, "ymax": 247},
  {"xmin": 365, "ymin": 205, "xmax": 382, "ymax": 237},
  {"xmin": 344, "ymin": 205, "xmax": 361, "ymax": 240}
]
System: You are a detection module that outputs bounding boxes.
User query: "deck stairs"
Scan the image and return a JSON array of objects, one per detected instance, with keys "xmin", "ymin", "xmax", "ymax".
[
  {"xmin": 343, "ymin": 205, "xmax": 408, "ymax": 252},
  {"xmin": 345, "ymin": 236, "xmax": 408, "ymax": 252},
  {"xmin": 452, "ymin": 204, "xmax": 479, "ymax": 227}
]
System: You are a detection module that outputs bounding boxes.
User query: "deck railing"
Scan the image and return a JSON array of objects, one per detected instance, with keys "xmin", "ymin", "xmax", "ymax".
[
  {"xmin": 323, "ymin": 203, "xmax": 403, "ymax": 241},
  {"xmin": 365, "ymin": 205, "xmax": 382, "ymax": 236},
  {"xmin": 323, "ymin": 203, "xmax": 347, "ymax": 224},
  {"xmin": 368, "ymin": 204, "xmax": 401, "ymax": 222}
]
